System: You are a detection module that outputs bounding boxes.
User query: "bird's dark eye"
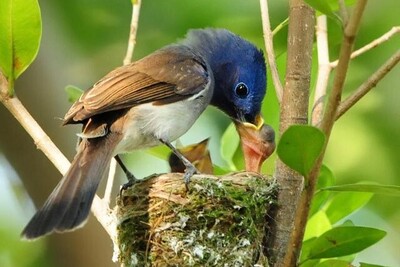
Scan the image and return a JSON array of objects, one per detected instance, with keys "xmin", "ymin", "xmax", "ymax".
[{"xmin": 235, "ymin": 82, "xmax": 249, "ymax": 98}]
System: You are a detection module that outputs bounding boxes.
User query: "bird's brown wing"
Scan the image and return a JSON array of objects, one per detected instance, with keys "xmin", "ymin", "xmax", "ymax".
[{"xmin": 63, "ymin": 45, "xmax": 209, "ymax": 125}]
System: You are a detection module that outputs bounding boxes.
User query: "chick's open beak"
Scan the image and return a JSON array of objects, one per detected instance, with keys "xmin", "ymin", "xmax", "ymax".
[{"xmin": 234, "ymin": 115, "xmax": 276, "ymax": 173}]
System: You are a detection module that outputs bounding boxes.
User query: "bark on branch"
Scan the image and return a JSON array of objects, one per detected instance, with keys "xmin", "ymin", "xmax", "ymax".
[{"xmin": 266, "ymin": 1, "xmax": 315, "ymax": 266}]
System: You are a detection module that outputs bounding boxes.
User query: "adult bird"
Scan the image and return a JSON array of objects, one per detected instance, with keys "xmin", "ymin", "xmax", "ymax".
[{"xmin": 22, "ymin": 28, "xmax": 268, "ymax": 239}]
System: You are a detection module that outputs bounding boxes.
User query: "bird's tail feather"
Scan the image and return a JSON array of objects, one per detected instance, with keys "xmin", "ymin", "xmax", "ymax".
[{"xmin": 21, "ymin": 135, "xmax": 117, "ymax": 240}]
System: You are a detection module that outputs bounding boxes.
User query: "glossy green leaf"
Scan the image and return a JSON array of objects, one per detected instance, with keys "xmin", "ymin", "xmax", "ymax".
[
  {"xmin": 304, "ymin": 0, "xmax": 344, "ymax": 26},
  {"xmin": 277, "ymin": 125, "xmax": 325, "ymax": 177},
  {"xmin": 340, "ymin": 220, "xmax": 354, "ymax": 227},
  {"xmin": 325, "ymin": 192, "xmax": 373, "ymax": 224},
  {"xmin": 321, "ymin": 183, "xmax": 400, "ymax": 197},
  {"xmin": 213, "ymin": 165, "xmax": 230, "ymax": 175},
  {"xmin": 304, "ymin": 0, "xmax": 335, "ymax": 17},
  {"xmin": 307, "ymin": 226, "xmax": 386, "ymax": 259},
  {"xmin": 310, "ymin": 165, "xmax": 335, "ymax": 217},
  {"xmin": 146, "ymin": 146, "xmax": 170, "ymax": 160},
  {"xmin": 0, "ymin": 0, "xmax": 42, "ymax": 94},
  {"xmin": 300, "ymin": 237, "xmax": 320, "ymax": 267},
  {"xmin": 304, "ymin": 210, "xmax": 332, "ymax": 240},
  {"xmin": 65, "ymin": 85, "xmax": 84, "ymax": 103},
  {"xmin": 220, "ymin": 123, "xmax": 239, "ymax": 171},
  {"xmin": 327, "ymin": 0, "xmax": 356, "ymax": 11},
  {"xmin": 315, "ymin": 259, "xmax": 352, "ymax": 267}
]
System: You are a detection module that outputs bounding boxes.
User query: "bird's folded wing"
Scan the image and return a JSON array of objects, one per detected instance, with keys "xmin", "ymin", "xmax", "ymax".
[{"xmin": 64, "ymin": 45, "xmax": 210, "ymax": 124}]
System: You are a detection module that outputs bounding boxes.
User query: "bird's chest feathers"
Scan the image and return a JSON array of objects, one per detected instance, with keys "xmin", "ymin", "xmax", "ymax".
[{"xmin": 116, "ymin": 91, "xmax": 211, "ymax": 153}]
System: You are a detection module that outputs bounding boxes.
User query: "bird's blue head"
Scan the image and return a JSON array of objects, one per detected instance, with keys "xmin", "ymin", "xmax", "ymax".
[{"xmin": 183, "ymin": 29, "xmax": 267, "ymax": 125}]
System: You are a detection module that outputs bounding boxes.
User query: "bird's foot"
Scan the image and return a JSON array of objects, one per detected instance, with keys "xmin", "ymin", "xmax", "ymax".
[
  {"xmin": 119, "ymin": 171, "xmax": 138, "ymax": 195},
  {"xmin": 183, "ymin": 164, "xmax": 199, "ymax": 191},
  {"xmin": 159, "ymin": 139, "xmax": 199, "ymax": 190}
]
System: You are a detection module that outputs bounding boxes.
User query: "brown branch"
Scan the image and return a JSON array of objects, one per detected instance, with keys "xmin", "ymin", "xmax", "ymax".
[
  {"xmin": 338, "ymin": 0, "xmax": 349, "ymax": 26},
  {"xmin": 336, "ymin": 49, "xmax": 400, "ymax": 119},
  {"xmin": 0, "ymin": 72, "xmax": 115, "ymax": 238},
  {"xmin": 330, "ymin": 26, "xmax": 400, "ymax": 68},
  {"xmin": 312, "ymin": 15, "xmax": 331, "ymax": 126},
  {"xmin": 320, "ymin": 0, "xmax": 367, "ymax": 136},
  {"xmin": 292, "ymin": 1, "xmax": 368, "ymax": 265},
  {"xmin": 260, "ymin": 0, "xmax": 284, "ymax": 103},
  {"xmin": 266, "ymin": 0, "xmax": 315, "ymax": 265}
]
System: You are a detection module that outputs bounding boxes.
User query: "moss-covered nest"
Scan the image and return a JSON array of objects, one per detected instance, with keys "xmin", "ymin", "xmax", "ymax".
[{"xmin": 115, "ymin": 172, "xmax": 276, "ymax": 266}]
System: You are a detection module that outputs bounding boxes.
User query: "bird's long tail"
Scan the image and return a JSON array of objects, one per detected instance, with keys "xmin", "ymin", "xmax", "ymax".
[{"xmin": 21, "ymin": 135, "xmax": 118, "ymax": 239}]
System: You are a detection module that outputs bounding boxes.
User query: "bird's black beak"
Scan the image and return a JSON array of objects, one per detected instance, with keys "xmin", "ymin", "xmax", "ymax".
[{"xmin": 234, "ymin": 114, "xmax": 276, "ymax": 173}]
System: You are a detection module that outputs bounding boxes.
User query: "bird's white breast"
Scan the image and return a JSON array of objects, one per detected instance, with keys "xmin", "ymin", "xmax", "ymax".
[{"xmin": 114, "ymin": 82, "xmax": 213, "ymax": 154}]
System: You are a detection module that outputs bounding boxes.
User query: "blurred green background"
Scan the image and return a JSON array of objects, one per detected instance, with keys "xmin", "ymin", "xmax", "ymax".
[{"xmin": 0, "ymin": 0, "xmax": 399, "ymax": 266}]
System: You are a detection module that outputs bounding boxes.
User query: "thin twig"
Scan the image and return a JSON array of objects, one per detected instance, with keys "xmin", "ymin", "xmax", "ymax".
[
  {"xmin": 0, "ymin": 72, "xmax": 114, "ymax": 236},
  {"xmin": 330, "ymin": 26, "xmax": 400, "ymax": 68},
  {"xmin": 105, "ymin": 0, "xmax": 142, "ymax": 206},
  {"xmin": 1, "ymin": 0, "xmax": 144, "ymax": 251},
  {"xmin": 320, "ymin": 0, "xmax": 368, "ymax": 135},
  {"xmin": 312, "ymin": 15, "xmax": 331, "ymax": 126},
  {"xmin": 123, "ymin": 0, "xmax": 142, "ymax": 66},
  {"xmin": 272, "ymin": 18, "xmax": 289, "ymax": 36},
  {"xmin": 105, "ymin": 159, "xmax": 117, "ymax": 206},
  {"xmin": 338, "ymin": 0, "xmax": 349, "ymax": 26},
  {"xmin": 260, "ymin": 0, "xmax": 284, "ymax": 103},
  {"xmin": 336, "ymin": 49, "xmax": 400, "ymax": 119}
]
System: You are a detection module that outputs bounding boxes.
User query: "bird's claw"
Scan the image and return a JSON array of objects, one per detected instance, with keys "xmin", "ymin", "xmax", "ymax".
[
  {"xmin": 119, "ymin": 172, "xmax": 138, "ymax": 195},
  {"xmin": 184, "ymin": 165, "xmax": 199, "ymax": 191}
]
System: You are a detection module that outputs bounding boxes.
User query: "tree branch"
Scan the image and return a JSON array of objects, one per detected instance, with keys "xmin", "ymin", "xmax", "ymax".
[
  {"xmin": 330, "ymin": 26, "xmax": 400, "ymax": 68},
  {"xmin": 338, "ymin": 0, "xmax": 349, "ymax": 26},
  {"xmin": 290, "ymin": 1, "xmax": 368, "ymax": 265},
  {"xmin": 123, "ymin": 0, "xmax": 142, "ymax": 66},
  {"xmin": 105, "ymin": 0, "xmax": 142, "ymax": 207},
  {"xmin": 336, "ymin": 49, "xmax": 400, "ymax": 119},
  {"xmin": 266, "ymin": 0, "xmax": 315, "ymax": 265},
  {"xmin": 260, "ymin": 0, "xmax": 284, "ymax": 103},
  {"xmin": 275, "ymin": 4, "xmax": 369, "ymax": 266},
  {"xmin": 0, "ymin": 72, "xmax": 115, "ymax": 238},
  {"xmin": 312, "ymin": 15, "xmax": 331, "ymax": 126},
  {"xmin": 0, "ymin": 0, "xmax": 144, "ymax": 251},
  {"xmin": 320, "ymin": 0, "xmax": 367, "ymax": 136}
]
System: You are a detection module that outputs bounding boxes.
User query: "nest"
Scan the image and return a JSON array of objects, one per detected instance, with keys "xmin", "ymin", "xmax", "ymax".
[{"xmin": 115, "ymin": 172, "xmax": 276, "ymax": 266}]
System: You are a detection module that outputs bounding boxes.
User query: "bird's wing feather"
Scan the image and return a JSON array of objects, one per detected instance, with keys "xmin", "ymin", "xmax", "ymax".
[{"xmin": 64, "ymin": 45, "xmax": 209, "ymax": 124}]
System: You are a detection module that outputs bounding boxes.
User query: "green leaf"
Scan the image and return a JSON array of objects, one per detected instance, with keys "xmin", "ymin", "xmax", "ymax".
[
  {"xmin": 300, "ymin": 237, "xmax": 320, "ymax": 267},
  {"xmin": 310, "ymin": 165, "xmax": 335, "ymax": 217},
  {"xmin": 304, "ymin": 0, "xmax": 335, "ymax": 17},
  {"xmin": 359, "ymin": 263, "xmax": 388, "ymax": 267},
  {"xmin": 0, "ymin": 0, "xmax": 42, "ymax": 95},
  {"xmin": 213, "ymin": 165, "xmax": 230, "ymax": 175},
  {"xmin": 315, "ymin": 259, "xmax": 353, "ymax": 267},
  {"xmin": 277, "ymin": 125, "xmax": 325, "ymax": 177},
  {"xmin": 327, "ymin": 0, "xmax": 356, "ymax": 11},
  {"xmin": 146, "ymin": 146, "xmax": 170, "ymax": 160},
  {"xmin": 307, "ymin": 226, "xmax": 386, "ymax": 259},
  {"xmin": 304, "ymin": 210, "xmax": 332, "ymax": 240},
  {"xmin": 340, "ymin": 220, "xmax": 354, "ymax": 227},
  {"xmin": 220, "ymin": 123, "xmax": 239, "ymax": 171},
  {"xmin": 65, "ymin": 85, "xmax": 84, "ymax": 103},
  {"xmin": 321, "ymin": 183, "xmax": 400, "ymax": 197},
  {"xmin": 304, "ymin": 0, "xmax": 344, "ymax": 26},
  {"xmin": 325, "ymin": 192, "xmax": 373, "ymax": 224}
]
